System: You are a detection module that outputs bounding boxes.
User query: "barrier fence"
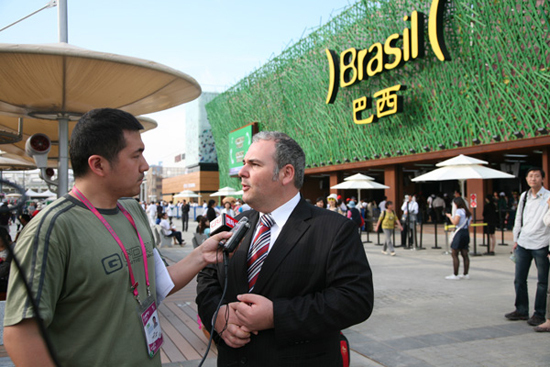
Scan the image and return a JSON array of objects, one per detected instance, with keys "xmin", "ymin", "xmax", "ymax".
[{"xmin": 363, "ymin": 213, "xmax": 492, "ymax": 256}]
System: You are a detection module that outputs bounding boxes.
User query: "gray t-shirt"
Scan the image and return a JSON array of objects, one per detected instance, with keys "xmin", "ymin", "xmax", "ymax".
[{"xmin": 5, "ymin": 196, "xmax": 160, "ymax": 367}]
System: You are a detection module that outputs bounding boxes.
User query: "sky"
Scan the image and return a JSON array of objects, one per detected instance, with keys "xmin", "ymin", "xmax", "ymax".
[{"xmin": 0, "ymin": 0, "xmax": 354, "ymax": 165}]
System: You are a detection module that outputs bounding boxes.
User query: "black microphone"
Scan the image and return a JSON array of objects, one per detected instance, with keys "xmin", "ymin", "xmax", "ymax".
[
  {"xmin": 219, "ymin": 217, "xmax": 251, "ymax": 252},
  {"xmin": 209, "ymin": 213, "xmax": 237, "ymax": 236}
]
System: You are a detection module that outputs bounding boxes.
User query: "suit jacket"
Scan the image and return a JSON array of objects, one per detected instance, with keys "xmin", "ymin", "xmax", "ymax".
[{"xmin": 196, "ymin": 198, "xmax": 374, "ymax": 367}]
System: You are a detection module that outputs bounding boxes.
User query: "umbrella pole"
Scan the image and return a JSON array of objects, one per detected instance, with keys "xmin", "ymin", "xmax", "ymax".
[
  {"xmin": 58, "ymin": 118, "xmax": 69, "ymax": 196},
  {"xmin": 58, "ymin": 0, "xmax": 68, "ymax": 43},
  {"xmin": 56, "ymin": 0, "xmax": 68, "ymax": 197}
]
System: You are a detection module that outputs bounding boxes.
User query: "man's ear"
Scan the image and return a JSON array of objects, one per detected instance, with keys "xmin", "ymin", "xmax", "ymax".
[
  {"xmin": 87, "ymin": 155, "xmax": 110, "ymax": 177},
  {"xmin": 280, "ymin": 164, "xmax": 295, "ymax": 186}
]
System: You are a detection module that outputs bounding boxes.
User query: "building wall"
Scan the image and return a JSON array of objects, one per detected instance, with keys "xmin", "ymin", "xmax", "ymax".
[
  {"xmin": 185, "ymin": 92, "xmax": 219, "ymax": 167},
  {"xmin": 162, "ymin": 171, "xmax": 219, "ymax": 202},
  {"xmin": 205, "ymin": 0, "xmax": 549, "ymax": 190}
]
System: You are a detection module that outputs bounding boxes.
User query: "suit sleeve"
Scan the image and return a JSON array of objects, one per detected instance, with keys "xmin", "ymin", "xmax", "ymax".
[
  {"xmin": 272, "ymin": 218, "xmax": 373, "ymax": 343},
  {"xmin": 196, "ymin": 263, "xmax": 224, "ymax": 334}
]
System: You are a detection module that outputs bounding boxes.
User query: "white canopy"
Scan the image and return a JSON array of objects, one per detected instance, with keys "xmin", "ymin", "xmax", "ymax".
[
  {"xmin": 174, "ymin": 190, "xmax": 201, "ymax": 198},
  {"xmin": 211, "ymin": 186, "xmax": 238, "ymax": 197},
  {"xmin": 412, "ymin": 154, "xmax": 515, "ymax": 195},
  {"xmin": 343, "ymin": 173, "xmax": 376, "ymax": 181},
  {"xmin": 331, "ymin": 173, "xmax": 389, "ymax": 202}
]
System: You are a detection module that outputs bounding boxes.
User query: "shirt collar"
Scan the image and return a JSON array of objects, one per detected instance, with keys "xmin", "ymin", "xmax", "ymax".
[
  {"xmin": 260, "ymin": 192, "xmax": 301, "ymax": 229},
  {"xmin": 529, "ymin": 186, "xmax": 548, "ymax": 199}
]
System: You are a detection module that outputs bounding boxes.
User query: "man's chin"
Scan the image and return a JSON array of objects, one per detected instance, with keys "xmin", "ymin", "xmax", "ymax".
[{"xmin": 123, "ymin": 188, "xmax": 141, "ymax": 199}]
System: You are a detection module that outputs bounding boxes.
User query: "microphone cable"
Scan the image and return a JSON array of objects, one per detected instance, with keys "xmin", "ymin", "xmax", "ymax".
[
  {"xmin": 0, "ymin": 179, "xmax": 62, "ymax": 367},
  {"xmin": 198, "ymin": 247, "xmax": 230, "ymax": 367}
]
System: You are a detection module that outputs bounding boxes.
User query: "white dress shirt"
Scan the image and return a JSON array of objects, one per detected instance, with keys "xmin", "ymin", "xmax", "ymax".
[
  {"xmin": 159, "ymin": 218, "xmax": 173, "ymax": 236},
  {"xmin": 401, "ymin": 200, "xmax": 418, "ymax": 214},
  {"xmin": 253, "ymin": 192, "xmax": 301, "ymax": 253},
  {"xmin": 514, "ymin": 187, "xmax": 550, "ymax": 249}
]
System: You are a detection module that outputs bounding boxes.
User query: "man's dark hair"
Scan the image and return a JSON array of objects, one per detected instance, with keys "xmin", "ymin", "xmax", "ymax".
[
  {"xmin": 19, "ymin": 214, "xmax": 31, "ymax": 224},
  {"xmin": 70, "ymin": 108, "xmax": 143, "ymax": 178},
  {"xmin": 526, "ymin": 167, "xmax": 545, "ymax": 179}
]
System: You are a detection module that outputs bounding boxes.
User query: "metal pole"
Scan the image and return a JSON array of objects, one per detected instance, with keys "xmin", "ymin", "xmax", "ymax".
[
  {"xmin": 498, "ymin": 209, "xmax": 508, "ymax": 246},
  {"xmin": 472, "ymin": 208, "xmax": 482, "ymax": 256},
  {"xmin": 417, "ymin": 220, "xmax": 425, "ymax": 250},
  {"xmin": 444, "ymin": 224, "xmax": 450, "ymax": 255},
  {"xmin": 58, "ymin": 0, "xmax": 68, "ymax": 43},
  {"xmin": 58, "ymin": 117, "xmax": 69, "ymax": 196},
  {"xmin": 0, "ymin": 1, "xmax": 57, "ymax": 33},
  {"xmin": 57, "ymin": 0, "xmax": 69, "ymax": 197},
  {"xmin": 366, "ymin": 226, "xmax": 371, "ymax": 243},
  {"xmin": 432, "ymin": 221, "xmax": 441, "ymax": 249}
]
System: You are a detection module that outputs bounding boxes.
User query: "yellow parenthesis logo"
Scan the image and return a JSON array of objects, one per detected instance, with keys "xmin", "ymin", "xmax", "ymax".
[
  {"xmin": 325, "ymin": 49, "xmax": 339, "ymax": 104},
  {"xmin": 429, "ymin": 0, "xmax": 451, "ymax": 61}
]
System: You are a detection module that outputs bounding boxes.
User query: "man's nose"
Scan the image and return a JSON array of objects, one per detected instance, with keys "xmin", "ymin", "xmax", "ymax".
[{"xmin": 141, "ymin": 157, "xmax": 150, "ymax": 172}]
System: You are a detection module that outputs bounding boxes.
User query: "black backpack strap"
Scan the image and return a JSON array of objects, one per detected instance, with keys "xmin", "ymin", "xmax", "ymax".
[{"xmin": 519, "ymin": 191, "xmax": 528, "ymax": 229}]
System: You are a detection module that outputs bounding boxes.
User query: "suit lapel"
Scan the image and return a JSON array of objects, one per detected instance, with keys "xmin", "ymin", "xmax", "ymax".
[{"xmin": 252, "ymin": 199, "xmax": 312, "ymax": 293}]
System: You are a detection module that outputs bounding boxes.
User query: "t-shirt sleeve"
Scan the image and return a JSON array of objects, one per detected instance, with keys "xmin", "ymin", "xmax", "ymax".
[{"xmin": 4, "ymin": 220, "xmax": 66, "ymax": 327}]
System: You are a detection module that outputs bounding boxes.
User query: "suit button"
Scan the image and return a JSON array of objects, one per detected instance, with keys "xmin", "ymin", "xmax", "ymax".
[{"xmin": 240, "ymin": 357, "xmax": 248, "ymax": 364}]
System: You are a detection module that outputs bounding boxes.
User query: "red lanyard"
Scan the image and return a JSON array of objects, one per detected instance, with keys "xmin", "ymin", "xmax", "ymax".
[{"xmin": 71, "ymin": 187, "xmax": 150, "ymax": 304}]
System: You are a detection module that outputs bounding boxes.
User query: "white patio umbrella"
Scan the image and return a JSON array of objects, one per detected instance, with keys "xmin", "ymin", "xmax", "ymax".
[
  {"xmin": 174, "ymin": 190, "xmax": 201, "ymax": 198},
  {"xmin": 24, "ymin": 188, "xmax": 40, "ymax": 197},
  {"xmin": 41, "ymin": 189, "xmax": 56, "ymax": 197},
  {"xmin": 343, "ymin": 173, "xmax": 377, "ymax": 181},
  {"xmin": 28, "ymin": 190, "xmax": 52, "ymax": 198},
  {"xmin": 210, "ymin": 186, "xmax": 238, "ymax": 197},
  {"xmin": 411, "ymin": 154, "xmax": 515, "ymax": 195},
  {"xmin": 331, "ymin": 174, "xmax": 389, "ymax": 202},
  {"xmin": 0, "ymin": 42, "xmax": 201, "ymax": 196}
]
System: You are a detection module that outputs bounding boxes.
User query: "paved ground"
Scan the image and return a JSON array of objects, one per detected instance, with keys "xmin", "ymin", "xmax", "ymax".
[
  {"xmin": 2, "ymin": 218, "xmax": 549, "ymax": 366},
  {"xmin": 167, "ymin": 220, "xmax": 550, "ymax": 367}
]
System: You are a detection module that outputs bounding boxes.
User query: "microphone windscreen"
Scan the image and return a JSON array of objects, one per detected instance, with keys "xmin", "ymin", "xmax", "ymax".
[{"xmin": 209, "ymin": 213, "xmax": 237, "ymax": 235}]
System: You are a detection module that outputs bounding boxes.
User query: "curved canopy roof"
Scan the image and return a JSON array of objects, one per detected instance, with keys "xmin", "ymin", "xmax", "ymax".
[{"xmin": 0, "ymin": 42, "xmax": 201, "ymax": 120}]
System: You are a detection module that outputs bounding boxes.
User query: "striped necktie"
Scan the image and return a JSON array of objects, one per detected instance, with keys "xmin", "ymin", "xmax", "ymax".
[{"xmin": 247, "ymin": 214, "xmax": 274, "ymax": 292}]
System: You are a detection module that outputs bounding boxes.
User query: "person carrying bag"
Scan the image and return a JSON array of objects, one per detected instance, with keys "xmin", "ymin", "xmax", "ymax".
[
  {"xmin": 374, "ymin": 201, "xmax": 403, "ymax": 256},
  {"xmin": 445, "ymin": 197, "xmax": 472, "ymax": 280}
]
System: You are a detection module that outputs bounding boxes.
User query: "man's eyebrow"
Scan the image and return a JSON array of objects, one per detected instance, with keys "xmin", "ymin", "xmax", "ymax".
[{"xmin": 244, "ymin": 158, "xmax": 262, "ymax": 164}]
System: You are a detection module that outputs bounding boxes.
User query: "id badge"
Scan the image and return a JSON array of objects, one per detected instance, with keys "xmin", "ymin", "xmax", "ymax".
[{"xmin": 138, "ymin": 295, "xmax": 164, "ymax": 357}]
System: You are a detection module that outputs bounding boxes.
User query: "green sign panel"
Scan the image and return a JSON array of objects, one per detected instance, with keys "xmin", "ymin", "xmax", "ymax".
[{"xmin": 228, "ymin": 124, "xmax": 254, "ymax": 176}]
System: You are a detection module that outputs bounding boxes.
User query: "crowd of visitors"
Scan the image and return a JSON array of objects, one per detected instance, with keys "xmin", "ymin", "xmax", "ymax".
[{"xmin": 2, "ymin": 163, "xmax": 548, "ymax": 342}]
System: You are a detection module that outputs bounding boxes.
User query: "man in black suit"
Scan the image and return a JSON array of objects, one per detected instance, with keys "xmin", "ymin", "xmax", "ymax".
[
  {"xmin": 181, "ymin": 199, "xmax": 190, "ymax": 232},
  {"xmin": 197, "ymin": 131, "xmax": 373, "ymax": 366}
]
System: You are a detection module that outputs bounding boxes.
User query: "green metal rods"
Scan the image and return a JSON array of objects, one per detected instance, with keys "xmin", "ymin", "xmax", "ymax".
[{"xmin": 206, "ymin": 0, "xmax": 550, "ymax": 188}]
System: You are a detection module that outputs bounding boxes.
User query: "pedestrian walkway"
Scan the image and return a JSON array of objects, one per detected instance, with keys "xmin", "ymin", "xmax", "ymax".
[
  {"xmin": 1, "ymin": 219, "xmax": 548, "ymax": 366},
  {"xmin": 159, "ymin": 220, "xmax": 549, "ymax": 366}
]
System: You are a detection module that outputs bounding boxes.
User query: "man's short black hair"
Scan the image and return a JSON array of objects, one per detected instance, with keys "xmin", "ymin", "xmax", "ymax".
[
  {"xmin": 526, "ymin": 167, "xmax": 545, "ymax": 179},
  {"xmin": 70, "ymin": 108, "xmax": 143, "ymax": 178}
]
